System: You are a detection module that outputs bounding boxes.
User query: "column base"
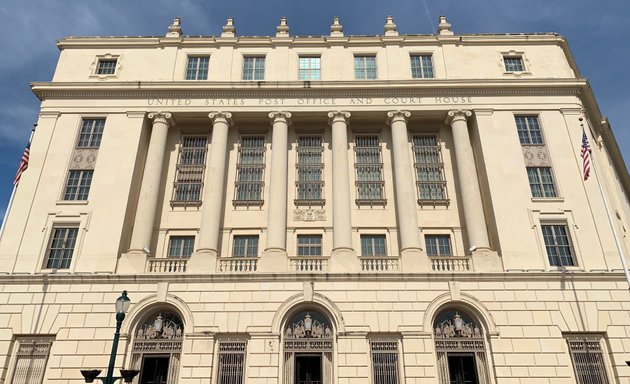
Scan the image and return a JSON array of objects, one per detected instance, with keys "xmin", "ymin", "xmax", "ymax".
[
  {"xmin": 400, "ymin": 247, "xmax": 431, "ymax": 273},
  {"xmin": 331, "ymin": 247, "xmax": 359, "ymax": 272},
  {"xmin": 471, "ymin": 248, "xmax": 503, "ymax": 272},
  {"xmin": 258, "ymin": 248, "xmax": 288, "ymax": 272},
  {"xmin": 118, "ymin": 249, "xmax": 148, "ymax": 274},
  {"xmin": 188, "ymin": 249, "xmax": 218, "ymax": 273}
]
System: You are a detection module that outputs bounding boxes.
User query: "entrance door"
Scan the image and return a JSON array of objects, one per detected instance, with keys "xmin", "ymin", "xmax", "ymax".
[
  {"xmin": 295, "ymin": 354, "xmax": 322, "ymax": 384},
  {"xmin": 448, "ymin": 354, "xmax": 478, "ymax": 384},
  {"xmin": 140, "ymin": 356, "xmax": 170, "ymax": 384}
]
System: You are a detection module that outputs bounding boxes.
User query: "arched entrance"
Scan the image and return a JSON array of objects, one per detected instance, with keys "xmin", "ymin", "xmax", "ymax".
[
  {"xmin": 131, "ymin": 311, "xmax": 184, "ymax": 384},
  {"xmin": 283, "ymin": 310, "xmax": 334, "ymax": 384},
  {"xmin": 433, "ymin": 309, "xmax": 490, "ymax": 384}
]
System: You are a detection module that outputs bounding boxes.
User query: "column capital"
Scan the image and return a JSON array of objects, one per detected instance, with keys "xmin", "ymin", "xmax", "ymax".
[
  {"xmin": 327, "ymin": 111, "xmax": 351, "ymax": 125},
  {"xmin": 148, "ymin": 112, "xmax": 174, "ymax": 126},
  {"xmin": 208, "ymin": 112, "xmax": 233, "ymax": 126},
  {"xmin": 386, "ymin": 110, "xmax": 411, "ymax": 125},
  {"xmin": 445, "ymin": 109, "xmax": 472, "ymax": 125},
  {"xmin": 268, "ymin": 111, "xmax": 292, "ymax": 125}
]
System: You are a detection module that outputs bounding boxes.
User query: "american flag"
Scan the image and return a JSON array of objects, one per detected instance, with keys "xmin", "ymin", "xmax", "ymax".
[
  {"xmin": 13, "ymin": 142, "xmax": 30, "ymax": 186},
  {"xmin": 581, "ymin": 126, "xmax": 592, "ymax": 181}
]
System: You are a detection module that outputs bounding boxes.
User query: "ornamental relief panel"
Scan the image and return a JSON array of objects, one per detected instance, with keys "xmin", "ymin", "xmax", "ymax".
[
  {"xmin": 521, "ymin": 145, "xmax": 551, "ymax": 166},
  {"xmin": 70, "ymin": 148, "xmax": 99, "ymax": 170},
  {"xmin": 293, "ymin": 208, "xmax": 326, "ymax": 222}
]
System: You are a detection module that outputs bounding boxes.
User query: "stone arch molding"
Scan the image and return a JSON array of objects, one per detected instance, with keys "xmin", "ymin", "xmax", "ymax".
[
  {"xmin": 122, "ymin": 293, "xmax": 194, "ymax": 335},
  {"xmin": 423, "ymin": 292, "xmax": 498, "ymax": 336},
  {"xmin": 272, "ymin": 292, "xmax": 346, "ymax": 334}
]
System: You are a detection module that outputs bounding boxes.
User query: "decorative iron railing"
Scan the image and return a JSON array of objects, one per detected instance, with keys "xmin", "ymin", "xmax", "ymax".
[
  {"xmin": 218, "ymin": 257, "xmax": 258, "ymax": 273},
  {"xmin": 146, "ymin": 258, "xmax": 188, "ymax": 273},
  {"xmin": 289, "ymin": 256, "xmax": 329, "ymax": 272},
  {"xmin": 430, "ymin": 256, "xmax": 472, "ymax": 272},
  {"xmin": 360, "ymin": 257, "xmax": 400, "ymax": 272}
]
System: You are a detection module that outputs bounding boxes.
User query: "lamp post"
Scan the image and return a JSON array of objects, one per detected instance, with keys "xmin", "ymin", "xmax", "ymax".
[{"xmin": 80, "ymin": 290, "xmax": 139, "ymax": 384}]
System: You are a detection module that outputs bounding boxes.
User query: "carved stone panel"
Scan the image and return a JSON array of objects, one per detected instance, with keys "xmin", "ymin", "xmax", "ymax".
[
  {"xmin": 521, "ymin": 145, "xmax": 551, "ymax": 166},
  {"xmin": 70, "ymin": 148, "xmax": 99, "ymax": 170},
  {"xmin": 294, "ymin": 208, "xmax": 326, "ymax": 222}
]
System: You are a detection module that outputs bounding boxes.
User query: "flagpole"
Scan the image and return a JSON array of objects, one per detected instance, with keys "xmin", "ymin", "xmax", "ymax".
[{"xmin": 582, "ymin": 117, "xmax": 630, "ymax": 290}]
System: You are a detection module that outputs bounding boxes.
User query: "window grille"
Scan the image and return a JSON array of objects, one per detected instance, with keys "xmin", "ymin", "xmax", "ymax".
[
  {"xmin": 504, "ymin": 56, "xmax": 525, "ymax": 72},
  {"xmin": 371, "ymin": 341, "xmax": 400, "ymax": 384},
  {"xmin": 168, "ymin": 236, "xmax": 194, "ymax": 257},
  {"xmin": 233, "ymin": 235, "xmax": 259, "ymax": 257},
  {"xmin": 355, "ymin": 135, "xmax": 385, "ymax": 204},
  {"xmin": 186, "ymin": 56, "xmax": 209, "ymax": 80},
  {"xmin": 10, "ymin": 337, "xmax": 53, "ymax": 384},
  {"xmin": 361, "ymin": 235, "xmax": 386, "ymax": 257},
  {"xmin": 298, "ymin": 56, "xmax": 321, "ymax": 80},
  {"xmin": 242, "ymin": 56, "xmax": 265, "ymax": 80},
  {"xmin": 44, "ymin": 227, "xmax": 78, "ymax": 269},
  {"xmin": 217, "ymin": 341, "xmax": 246, "ymax": 384},
  {"xmin": 425, "ymin": 235, "xmax": 452, "ymax": 256},
  {"xmin": 297, "ymin": 235, "xmax": 322, "ymax": 256},
  {"xmin": 234, "ymin": 136, "xmax": 265, "ymax": 205},
  {"xmin": 515, "ymin": 116, "xmax": 543, "ymax": 145},
  {"xmin": 296, "ymin": 136, "xmax": 324, "ymax": 205},
  {"xmin": 541, "ymin": 224, "xmax": 576, "ymax": 267},
  {"xmin": 355, "ymin": 55, "xmax": 377, "ymax": 79},
  {"xmin": 527, "ymin": 167, "xmax": 557, "ymax": 198},
  {"xmin": 77, "ymin": 119, "xmax": 105, "ymax": 148},
  {"xmin": 566, "ymin": 335, "xmax": 610, "ymax": 384},
  {"xmin": 172, "ymin": 135, "xmax": 208, "ymax": 204},
  {"xmin": 96, "ymin": 59, "xmax": 117, "ymax": 75},
  {"xmin": 410, "ymin": 54, "xmax": 434, "ymax": 78},
  {"xmin": 63, "ymin": 170, "xmax": 93, "ymax": 201},
  {"xmin": 413, "ymin": 135, "xmax": 448, "ymax": 204}
]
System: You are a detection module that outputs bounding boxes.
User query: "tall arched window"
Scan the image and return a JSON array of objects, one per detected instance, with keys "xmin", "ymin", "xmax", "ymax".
[
  {"xmin": 283, "ymin": 309, "xmax": 334, "ymax": 384},
  {"xmin": 131, "ymin": 311, "xmax": 184, "ymax": 384},
  {"xmin": 433, "ymin": 308, "xmax": 490, "ymax": 384}
]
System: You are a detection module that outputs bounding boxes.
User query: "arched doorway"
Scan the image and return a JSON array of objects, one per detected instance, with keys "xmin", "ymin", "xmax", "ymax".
[
  {"xmin": 283, "ymin": 310, "xmax": 334, "ymax": 384},
  {"xmin": 131, "ymin": 311, "xmax": 184, "ymax": 384},
  {"xmin": 433, "ymin": 309, "xmax": 490, "ymax": 384}
]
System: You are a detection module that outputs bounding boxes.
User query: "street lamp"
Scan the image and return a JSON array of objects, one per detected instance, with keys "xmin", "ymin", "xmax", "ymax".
[{"xmin": 80, "ymin": 290, "xmax": 139, "ymax": 384}]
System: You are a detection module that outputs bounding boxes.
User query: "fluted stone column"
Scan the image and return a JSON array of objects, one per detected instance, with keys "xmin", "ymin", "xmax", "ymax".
[
  {"xmin": 387, "ymin": 111, "xmax": 428, "ymax": 271},
  {"xmin": 266, "ymin": 112, "xmax": 291, "ymax": 252},
  {"xmin": 120, "ymin": 112, "xmax": 172, "ymax": 273},
  {"xmin": 447, "ymin": 110, "xmax": 502, "ymax": 271},
  {"xmin": 188, "ymin": 112, "xmax": 232, "ymax": 273}
]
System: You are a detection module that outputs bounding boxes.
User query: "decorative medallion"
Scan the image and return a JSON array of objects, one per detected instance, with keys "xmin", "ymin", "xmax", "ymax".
[
  {"xmin": 70, "ymin": 148, "xmax": 99, "ymax": 170},
  {"xmin": 521, "ymin": 145, "xmax": 551, "ymax": 166},
  {"xmin": 294, "ymin": 209, "xmax": 326, "ymax": 222}
]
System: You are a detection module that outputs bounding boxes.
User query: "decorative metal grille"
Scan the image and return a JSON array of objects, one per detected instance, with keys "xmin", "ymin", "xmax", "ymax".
[
  {"xmin": 567, "ymin": 335, "xmax": 610, "ymax": 384},
  {"xmin": 11, "ymin": 337, "xmax": 53, "ymax": 384},
  {"xmin": 172, "ymin": 135, "xmax": 207, "ymax": 205},
  {"xmin": 218, "ymin": 341, "xmax": 246, "ymax": 384},
  {"xmin": 354, "ymin": 135, "xmax": 385, "ymax": 205},
  {"xmin": 413, "ymin": 135, "xmax": 448, "ymax": 205},
  {"xmin": 296, "ymin": 136, "xmax": 324, "ymax": 206},
  {"xmin": 371, "ymin": 341, "xmax": 399, "ymax": 384},
  {"xmin": 234, "ymin": 136, "xmax": 265, "ymax": 206}
]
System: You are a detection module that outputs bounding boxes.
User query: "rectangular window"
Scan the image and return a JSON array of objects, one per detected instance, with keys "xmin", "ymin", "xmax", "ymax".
[
  {"xmin": 361, "ymin": 235, "xmax": 386, "ymax": 257},
  {"xmin": 504, "ymin": 56, "xmax": 525, "ymax": 72},
  {"xmin": 413, "ymin": 135, "xmax": 448, "ymax": 204},
  {"xmin": 63, "ymin": 170, "xmax": 93, "ymax": 201},
  {"xmin": 172, "ymin": 136, "xmax": 208, "ymax": 204},
  {"xmin": 242, "ymin": 56, "xmax": 265, "ymax": 80},
  {"xmin": 186, "ymin": 56, "xmax": 210, "ymax": 80},
  {"xmin": 44, "ymin": 227, "xmax": 78, "ymax": 269},
  {"xmin": 354, "ymin": 55, "xmax": 377, "ymax": 80},
  {"xmin": 168, "ymin": 236, "xmax": 194, "ymax": 258},
  {"xmin": 77, "ymin": 118, "xmax": 105, "ymax": 148},
  {"xmin": 565, "ymin": 334, "xmax": 611, "ymax": 384},
  {"xmin": 527, "ymin": 167, "xmax": 557, "ymax": 198},
  {"xmin": 217, "ymin": 341, "xmax": 246, "ymax": 384},
  {"xmin": 296, "ymin": 136, "xmax": 324, "ymax": 205},
  {"xmin": 10, "ymin": 337, "xmax": 54, "ymax": 384},
  {"xmin": 233, "ymin": 235, "xmax": 259, "ymax": 257},
  {"xmin": 541, "ymin": 224, "xmax": 576, "ymax": 266},
  {"xmin": 370, "ymin": 340, "xmax": 400, "ymax": 384},
  {"xmin": 297, "ymin": 235, "xmax": 322, "ymax": 256},
  {"xmin": 298, "ymin": 56, "xmax": 321, "ymax": 80},
  {"xmin": 355, "ymin": 135, "xmax": 385, "ymax": 204},
  {"xmin": 234, "ymin": 136, "xmax": 265, "ymax": 205},
  {"xmin": 425, "ymin": 235, "xmax": 452, "ymax": 257},
  {"xmin": 515, "ymin": 116, "xmax": 543, "ymax": 145},
  {"xmin": 96, "ymin": 59, "xmax": 117, "ymax": 75},
  {"xmin": 410, "ymin": 54, "xmax": 434, "ymax": 79}
]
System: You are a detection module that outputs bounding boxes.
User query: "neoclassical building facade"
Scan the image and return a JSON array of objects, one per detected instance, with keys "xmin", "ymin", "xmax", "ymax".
[{"xmin": 1, "ymin": 15, "xmax": 630, "ymax": 384}]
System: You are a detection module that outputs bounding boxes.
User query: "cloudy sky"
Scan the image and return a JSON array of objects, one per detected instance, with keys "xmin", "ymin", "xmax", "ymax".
[{"xmin": 0, "ymin": 0, "xmax": 629, "ymax": 220}]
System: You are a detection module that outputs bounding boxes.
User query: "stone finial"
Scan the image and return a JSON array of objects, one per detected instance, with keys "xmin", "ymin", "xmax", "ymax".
[
  {"xmin": 221, "ymin": 17, "xmax": 236, "ymax": 37},
  {"xmin": 330, "ymin": 16, "xmax": 344, "ymax": 37},
  {"xmin": 384, "ymin": 16, "xmax": 398, "ymax": 36},
  {"xmin": 276, "ymin": 16, "xmax": 289, "ymax": 37},
  {"xmin": 437, "ymin": 16, "xmax": 454, "ymax": 35},
  {"xmin": 166, "ymin": 17, "xmax": 182, "ymax": 37}
]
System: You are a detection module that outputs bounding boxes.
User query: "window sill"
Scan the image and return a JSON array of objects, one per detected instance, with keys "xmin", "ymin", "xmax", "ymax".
[
  {"xmin": 233, "ymin": 200, "xmax": 264, "ymax": 208},
  {"xmin": 502, "ymin": 71, "xmax": 531, "ymax": 77},
  {"xmin": 356, "ymin": 199, "xmax": 387, "ymax": 207},
  {"xmin": 294, "ymin": 199, "xmax": 325, "ymax": 207},
  {"xmin": 418, "ymin": 199, "xmax": 450, "ymax": 207},
  {"xmin": 531, "ymin": 197, "xmax": 564, "ymax": 203},
  {"xmin": 171, "ymin": 201, "xmax": 202, "ymax": 209},
  {"xmin": 56, "ymin": 200, "xmax": 89, "ymax": 205}
]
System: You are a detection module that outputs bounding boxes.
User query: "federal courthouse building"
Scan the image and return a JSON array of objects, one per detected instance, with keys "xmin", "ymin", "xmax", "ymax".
[{"xmin": 1, "ymin": 14, "xmax": 630, "ymax": 384}]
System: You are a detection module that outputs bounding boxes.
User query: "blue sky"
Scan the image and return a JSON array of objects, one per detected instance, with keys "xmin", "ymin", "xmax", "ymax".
[{"xmin": 0, "ymin": 0, "xmax": 629, "ymax": 220}]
